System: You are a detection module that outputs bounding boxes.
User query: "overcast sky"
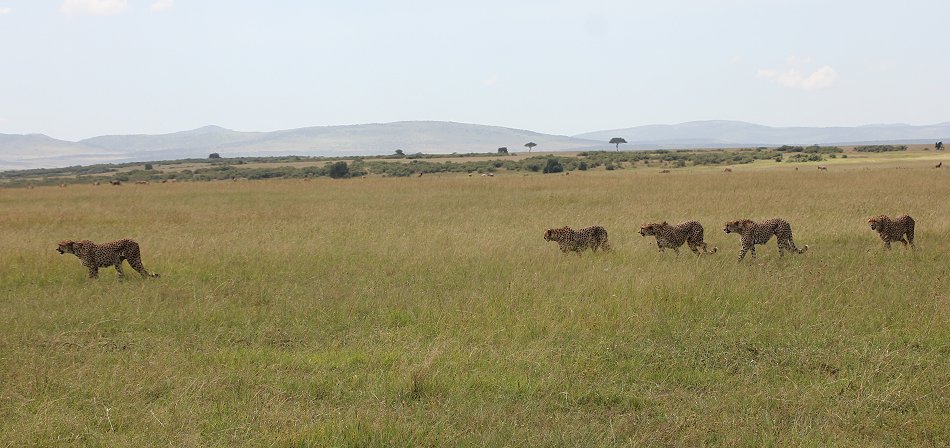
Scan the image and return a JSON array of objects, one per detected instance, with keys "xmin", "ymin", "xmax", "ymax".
[{"xmin": 1, "ymin": 0, "xmax": 948, "ymax": 141}]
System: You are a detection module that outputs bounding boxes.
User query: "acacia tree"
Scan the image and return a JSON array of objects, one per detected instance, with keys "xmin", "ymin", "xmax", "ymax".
[
  {"xmin": 497, "ymin": 147, "xmax": 508, "ymax": 155},
  {"xmin": 937, "ymin": 141, "xmax": 944, "ymax": 151},
  {"xmin": 524, "ymin": 142, "xmax": 537, "ymax": 153},
  {"xmin": 609, "ymin": 137, "xmax": 627, "ymax": 151}
]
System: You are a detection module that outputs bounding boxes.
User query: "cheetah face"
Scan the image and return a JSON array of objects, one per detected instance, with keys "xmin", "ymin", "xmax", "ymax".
[
  {"xmin": 56, "ymin": 240, "xmax": 74, "ymax": 255},
  {"xmin": 544, "ymin": 229, "xmax": 554, "ymax": 241},
  {"xmin": 639, "ymin": 224, "xmax": 655, "ymax": 237},
  {"xmin": 868, "ymin": 217, "xmax": 880, "ymax": 231},
  {"xmin": 723, "ymin": 221, "xmax": 741, "ymax": 234},
  {"xmin": 724, "ymin": 220, "xmax": 754, "ymax": 234}
]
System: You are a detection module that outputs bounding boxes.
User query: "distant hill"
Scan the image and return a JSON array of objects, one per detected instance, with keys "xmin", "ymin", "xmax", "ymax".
[
  {"xmin": 78, "ymin": 121, "xmax": 602, "ymax": 162},
  {"xmin": 0, "ymin": 133, "xmax": 125, "ymax": 170},
  {"xmin": 575, "ymin": 120, "xmax": 950, "ymax": 148},
  {"xmin": 2, "ymin": 120, "xmax": 949, "ymax": 171}
]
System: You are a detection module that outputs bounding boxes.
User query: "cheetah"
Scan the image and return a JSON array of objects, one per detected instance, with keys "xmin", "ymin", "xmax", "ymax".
[
  {"xmin": 57, "ymin": 239, "xmax": 160, "ymax": 279},
  {"xmin": 544, "ymin": 226, "xmax": 610, "ymax": 254},
  {"xmin": 868, "ymin": 215, "xmax": 916, "ymax": 250},
  {"xmin": 639, "ymin": 221, "xmax": 717, "ymax": 255},
  {"xmin": 723, "ymin": 218, "xmax": 808, "ymax": 261}
]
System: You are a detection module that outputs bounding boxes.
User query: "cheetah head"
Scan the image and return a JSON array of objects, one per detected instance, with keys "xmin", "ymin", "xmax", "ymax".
[
  {"xmin": 544, "ymin": 227, "xmax": 572, "ymax": 242},
  {"xmin": 723, "ymin": 220, "xmax": 753, "ymax": 234},
  {"xmin": 868, "ymin": 216, "xmax": 883, "ymax": 231},
  {"xmin": 56, "ymin": 240, "xmax": 76, "ymax": 255},
  {"xmin": 639, "ymin": 222, "xmax": 668, "ymax": 237},
  {"xmin": 639, "ymin": 224, "xmax": 656, "ymax": 237}
]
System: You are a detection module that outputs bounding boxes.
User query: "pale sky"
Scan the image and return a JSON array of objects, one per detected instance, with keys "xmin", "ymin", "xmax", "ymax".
[{"xmin": 1, "ymin": 0, "xmax": 948, "ymax": 141}]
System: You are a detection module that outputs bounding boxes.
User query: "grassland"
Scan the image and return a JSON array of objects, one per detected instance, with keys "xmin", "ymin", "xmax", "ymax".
[{"xmin": 1, "ymin": 150, "xmax": 950, "ymax": 446}]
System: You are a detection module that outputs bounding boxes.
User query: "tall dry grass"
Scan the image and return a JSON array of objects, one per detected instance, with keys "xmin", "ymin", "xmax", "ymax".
[{"xmin": 1, "ymin": 160, "xmax": 949, "ymax": 446}]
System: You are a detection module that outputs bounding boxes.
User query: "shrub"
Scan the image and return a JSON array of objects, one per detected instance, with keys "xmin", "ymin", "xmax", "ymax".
[
  {"xmin": 854, "ymin": 145, "xmax": 908, "ymax": 153},
  {"xmin": 327, "ymin": 162, "xmax": 350, "ymax": 179},
  {"xmin": 542, "ymin": 158, "xmax": 564, "ymax": 174}
]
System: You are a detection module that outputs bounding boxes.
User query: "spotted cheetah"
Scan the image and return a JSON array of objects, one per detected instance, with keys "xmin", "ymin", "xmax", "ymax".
[
  {"xmin": 639, "ymin": 221, "xmax": 717, "ymax": 255},
  {"xmin": 544, "ymin": 226, "xmax": 610, "ymax": 254},
  {"xmin": 723, "ymin": 218, "xmax": 807, "ymax": 261},
  {"xmin": 868, "ymin": 215, "xmax": 915, "ymax": 250},
  {"xmin": 57, "ymin": 239, "xmax": 160, "ymax": 279}
]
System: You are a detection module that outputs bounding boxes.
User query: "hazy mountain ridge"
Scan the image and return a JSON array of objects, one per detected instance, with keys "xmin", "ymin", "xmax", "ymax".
[
  {"xmin": 575, "ymin": 120, "xmax": 950, "ymax": 146},
  {"xmin": 2, "ymin": 120, "xmax": 949, "ymax": 171}
]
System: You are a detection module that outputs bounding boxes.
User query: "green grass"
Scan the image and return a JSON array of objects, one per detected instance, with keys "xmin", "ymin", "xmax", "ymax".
[{"xmin": 2, "ymin": 155, "xmax": 950, "ymax": 446}]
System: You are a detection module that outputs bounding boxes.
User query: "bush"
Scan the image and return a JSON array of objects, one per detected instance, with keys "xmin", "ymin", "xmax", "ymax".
[
  {"xmin": 854, "ymin": 145, "xmax": 907, "ymax": 153},
  {"xmin": 542, "ymin": 158, "xmax": 564, "ymax": 174},
  {"xmin": 327, "ymin": 162, "xmax": 350, "ymax": 179},
  {"xmin": 144, "ymin": 163, "xmax": 153, "ymax": 170},
  {"xmin": 209, "ymin": 153, "xmax": 221, "ymax": 159},
  {"xmin": 785, "ymin": 154, "xmax": 825, "ymax": 163}
]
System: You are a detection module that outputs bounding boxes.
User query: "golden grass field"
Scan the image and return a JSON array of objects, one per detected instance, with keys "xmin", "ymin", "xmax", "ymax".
[{"xmin": 1, "ymin": 149, "xmax": 949, "ymax": 446}]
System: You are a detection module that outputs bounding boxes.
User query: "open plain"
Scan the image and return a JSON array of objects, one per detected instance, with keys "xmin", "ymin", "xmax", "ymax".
[{"xmin": 2, "ymin": 150, "xmax": 950, "ymax": 446}]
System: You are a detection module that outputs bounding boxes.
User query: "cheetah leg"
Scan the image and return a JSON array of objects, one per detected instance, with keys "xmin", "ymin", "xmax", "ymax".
[
  {"xmin": 688, "ymin": 242, "xmax": 700, "ymax": 255},
  {"xmin": 673, "ymin": 246, "xmax": 680, "ymax": 256},
  {"xmin": 87, "ymin": 265, "xmax": 99, "ymax": 279},
  {"xmin": 657, "ymin": 242, "xmax": 665, "ymax": 253},
  {"xmin": 780, "ymin": 239, "xmax": 794, "ymax": 257},
  {"xmin": 128, "ymin": 257, "xmax": 159, "ymax": 278},
  {"xmin": 897, "ymin": 237, "xmax": 909, "ymax": 248},
  {"xmin": 737, "ymin": 246, "xmax": 750, "ymax": 262},
  {"xmin": 114, "ymin": 262, "xmax": 127, "ymax": 280},
  {"xmin": 906, "ymin": 227, "xmax": 916, "ymax": 249},
  {"xmin": 883, "ymin": 238, "xmax": 892, "ymax": 250}
]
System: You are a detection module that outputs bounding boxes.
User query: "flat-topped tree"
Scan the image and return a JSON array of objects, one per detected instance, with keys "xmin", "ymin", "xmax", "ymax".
[
  {"xmin": 524, "ymin": 142, "xmax": 537, "ymax": 153},
  {"xmin": 937, "ymin": 141, "xmax": 944, "ymax": 151},
  {"xmin": 497, "ymin": 147, "xmax": 508, "ymax": 155},
  {"xmin": 609, "ymin": 137, "xmax": 627, "ymax": 151}
]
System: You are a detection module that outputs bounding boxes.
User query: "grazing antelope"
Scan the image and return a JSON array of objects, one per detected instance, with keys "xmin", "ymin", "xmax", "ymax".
[{"xmin": 817, "ymin": 165, "xmax": 828, "ymax": 171}]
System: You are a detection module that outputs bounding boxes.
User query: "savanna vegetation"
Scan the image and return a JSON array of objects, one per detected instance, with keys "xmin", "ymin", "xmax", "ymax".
[{"xmin": 1, "ymin": 148, "xmax": 949, "ymax": 445}]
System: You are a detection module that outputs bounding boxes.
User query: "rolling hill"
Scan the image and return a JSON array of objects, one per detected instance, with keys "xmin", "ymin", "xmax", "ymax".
[{"xmin": 2, "ymin": 120, "xmax": 948, "ymax": 171}]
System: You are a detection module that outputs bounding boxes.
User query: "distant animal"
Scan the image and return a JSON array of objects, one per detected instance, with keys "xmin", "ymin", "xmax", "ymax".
[
  {"xmin": 639, "ymin": 221, "xmax": 717, "ymax": 255},
  {"xmin": 659, "ymin": 169, "xmax": 671, "ymax": 174},
  {"xmin": 59, "ymin": 183, "xmax": 67, "ymax": 188},
  {"xmin": 723, "ymin": 168, "xmax": 733, "ymax": 173},
  {"xmin": 936, "ymin": 162, "xmax": 943, "ymax": 168},
  {"xmin": 868, "ymin": 215, "xmax": 916, "ymax": 250},
  {"xmin": 544, "ymin": 226, "xmax": 610, "ymax": 254},
  {"xmin": 56, "ymin": 239, "xmax": 160, "ymax": 279},
  {"xmin": 817, "ymin": 165, "xmax": 828, "ymax": 171},
  {"xmin": 110, "ymin": 180, "xmax": 121, "ymax": 186},
  {"xmin": 937, "ymin": 141, "xmax": 944, "ymax": 151},
  {"xmin": 795, "ymin": 167, "xmax": 799, "ymax": 171},
  {"xmin": 417, "ymin": 172, "xmax": 423, "ymax": 177},
  {"xmin": 723, "ymin": 218, "xmax": 808, "ymax": 262},
  {"xmin": 93, "ymin": 181, "xmax": 101, "ymax": 186},
  {"xmin": 135, "ymin": 180, "xmax": 149, "ymax": 185}
]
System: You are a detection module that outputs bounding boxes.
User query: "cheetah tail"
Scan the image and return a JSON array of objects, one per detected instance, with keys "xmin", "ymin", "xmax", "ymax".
[
  {"xmin": 798, "ymin": 244, "xmax": 808, "ymax": 254},
  {"xmin": 710, "ymin": 247, "xmax": 718, "ymax": 254}
]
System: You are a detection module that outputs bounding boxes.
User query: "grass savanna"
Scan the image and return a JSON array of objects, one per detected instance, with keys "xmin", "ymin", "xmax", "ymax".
[
  {"xmin": 5, "ymin": 144, "xmax": 937, "ymax": 188},
  {"xmin": 2, "ymin": 153, "xmax": 950, "ymax": 445}
]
